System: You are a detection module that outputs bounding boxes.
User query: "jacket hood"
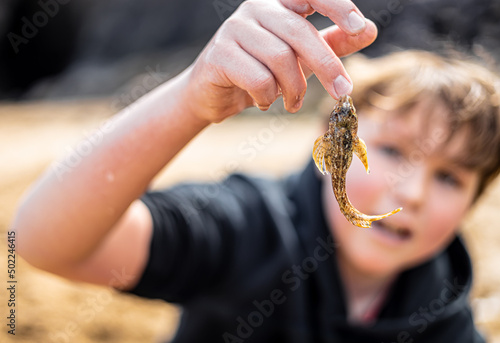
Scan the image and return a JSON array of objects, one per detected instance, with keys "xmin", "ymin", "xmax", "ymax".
[{"xmin": 291, "ymin": 160, "xmax": 484, "ymax": 343}]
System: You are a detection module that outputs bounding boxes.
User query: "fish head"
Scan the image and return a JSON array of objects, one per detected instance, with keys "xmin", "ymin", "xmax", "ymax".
[{"xmin": 333, "ymin": 95, "xmax": 358, "ymax": 127}]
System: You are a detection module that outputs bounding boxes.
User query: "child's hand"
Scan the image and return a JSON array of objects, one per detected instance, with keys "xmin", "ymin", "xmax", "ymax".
[{"xmin": 185, "ymin": 0, "xmax": 377, "ymax": 123}]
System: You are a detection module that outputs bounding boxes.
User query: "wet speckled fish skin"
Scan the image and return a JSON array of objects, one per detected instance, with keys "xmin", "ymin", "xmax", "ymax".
[{"xmin": 313, "ymin": 95, "xmax": 402, "ymax": 228}]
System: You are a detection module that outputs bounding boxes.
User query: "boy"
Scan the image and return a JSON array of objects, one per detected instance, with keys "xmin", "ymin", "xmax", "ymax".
[{"xmin": 13, "ymin": 0, "xmax": 499, "ymax": 342}]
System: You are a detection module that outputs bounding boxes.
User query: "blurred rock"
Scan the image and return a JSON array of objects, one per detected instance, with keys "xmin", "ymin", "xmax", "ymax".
[
  {"xmin": 0, "ymin": 0, "xmax": 81, "ymax": 99},
  {"xmin": 1, "ymin": 0, "xmax": 500, "ymax": 102},
  {"xmin": 0, "ymin": 0, "xmax": 235, "ymax": 100},
  {"xmin": 356, "ymin": 0, "xmax": 493, "ymax": 56}
]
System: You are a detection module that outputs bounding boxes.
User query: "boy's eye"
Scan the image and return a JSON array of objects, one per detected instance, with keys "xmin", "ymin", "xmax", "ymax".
[
  {"xmin": 379, "ymin": 145, "xmax": 402, "ymax": 159},
  {"xmin": 435, "ymin": 170, "xmax": 461, "ymax": 188}
]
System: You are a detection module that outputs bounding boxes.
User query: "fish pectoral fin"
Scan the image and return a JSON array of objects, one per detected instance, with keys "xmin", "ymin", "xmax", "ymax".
[
  {"xmin": 312, "ymin": 135, "xmax": 331, "ymax": 175},
  {"xmin": 353, "ymin": 136, "xmax": 370, "ymax": 174}
]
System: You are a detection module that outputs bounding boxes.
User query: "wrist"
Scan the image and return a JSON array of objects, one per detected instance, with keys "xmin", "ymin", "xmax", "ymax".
[{"xmin": 151, "ymin": 67, "xmax": 213, "ymax": 129}]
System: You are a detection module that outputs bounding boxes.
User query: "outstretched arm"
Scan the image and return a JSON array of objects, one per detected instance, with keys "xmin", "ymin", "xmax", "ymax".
[{"xmin": 13, "ymin": 0, "xmax": 377, "ymax": 290}]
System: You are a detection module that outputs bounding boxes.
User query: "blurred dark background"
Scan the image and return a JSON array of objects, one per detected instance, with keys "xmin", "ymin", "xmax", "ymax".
[{"xmin": 1, "ymin": 0, "xmax": 499, "ymax": 101}]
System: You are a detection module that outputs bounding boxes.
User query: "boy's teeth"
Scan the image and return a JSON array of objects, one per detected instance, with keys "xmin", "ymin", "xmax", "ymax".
[{"xmin": 375, "ymin": 222, "xmax": 411, "ymax": 238}]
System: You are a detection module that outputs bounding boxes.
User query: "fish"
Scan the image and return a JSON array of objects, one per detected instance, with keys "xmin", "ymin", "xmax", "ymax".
[{"xmin": 312, "ymin": 95, "xmax": 402, "ymax": 228}]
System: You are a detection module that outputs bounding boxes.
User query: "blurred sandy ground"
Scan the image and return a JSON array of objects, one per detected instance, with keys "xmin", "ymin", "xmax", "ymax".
[{"xmin": 0, "ymin": 99, "xmax": 498, "ymax": 342}]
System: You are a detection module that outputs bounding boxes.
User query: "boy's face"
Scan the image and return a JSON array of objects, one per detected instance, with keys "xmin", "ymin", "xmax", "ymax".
[{"xmin": 322, "ymin": 101, "xmax": 480, "ymax": 276}]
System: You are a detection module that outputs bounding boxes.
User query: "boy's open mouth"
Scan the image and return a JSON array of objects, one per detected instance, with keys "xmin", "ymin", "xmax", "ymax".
[{"xmin": 371, "ymin": 221, "xmax": 412, "ymax": 241}]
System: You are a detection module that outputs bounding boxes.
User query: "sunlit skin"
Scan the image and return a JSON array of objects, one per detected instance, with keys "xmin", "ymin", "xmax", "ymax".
[{"xmin": 321, "ymin": 100, "xmax": 480, "ymax": 321}]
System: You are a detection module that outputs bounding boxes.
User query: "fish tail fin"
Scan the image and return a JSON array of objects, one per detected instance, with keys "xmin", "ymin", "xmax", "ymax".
[
  {"xmin": 342, "ymin": 202, "xmax": 403, "ymax": 229},
  {"xmin": 361, "ymin": 207, "xmax": 403, "ymax": 228}
]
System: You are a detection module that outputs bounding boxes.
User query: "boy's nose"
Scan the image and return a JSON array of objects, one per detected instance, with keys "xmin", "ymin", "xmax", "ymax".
[{"xmin": 394, "ymin": 167, "xmax": 427, "ymax": 210}]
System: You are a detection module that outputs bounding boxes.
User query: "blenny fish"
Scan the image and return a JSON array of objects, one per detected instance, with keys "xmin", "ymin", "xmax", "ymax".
[{"xmin": 313, "ymin": 95, "xmax": 402, "ymax": 228}]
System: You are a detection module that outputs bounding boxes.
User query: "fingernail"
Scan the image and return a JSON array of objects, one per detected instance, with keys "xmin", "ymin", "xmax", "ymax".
[
  {"xmin": 348, "ymin": 11, "xmax": 366, "ymax": 32},
  {"xmin": 293, "ymin": 97, "xmax": 303, "ymax": 111},
  {"xmin": 334, "ymin": 75, "xmax": 353, "ymax": 98}
]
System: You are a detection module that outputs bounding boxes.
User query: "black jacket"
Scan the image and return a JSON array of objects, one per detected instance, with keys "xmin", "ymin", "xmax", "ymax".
[{"xmin": 129, "ymin": 161, "xmax": 486, "ymax": 342}]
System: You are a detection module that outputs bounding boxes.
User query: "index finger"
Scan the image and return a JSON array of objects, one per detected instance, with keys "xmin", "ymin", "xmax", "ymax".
[
  {"xmin": 280, "ymin": 0, "xmax": 367, "ymax": 35},
  {"xmin": 246, "ymin": 1, "xmax": 365, "ymax": 98}
]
